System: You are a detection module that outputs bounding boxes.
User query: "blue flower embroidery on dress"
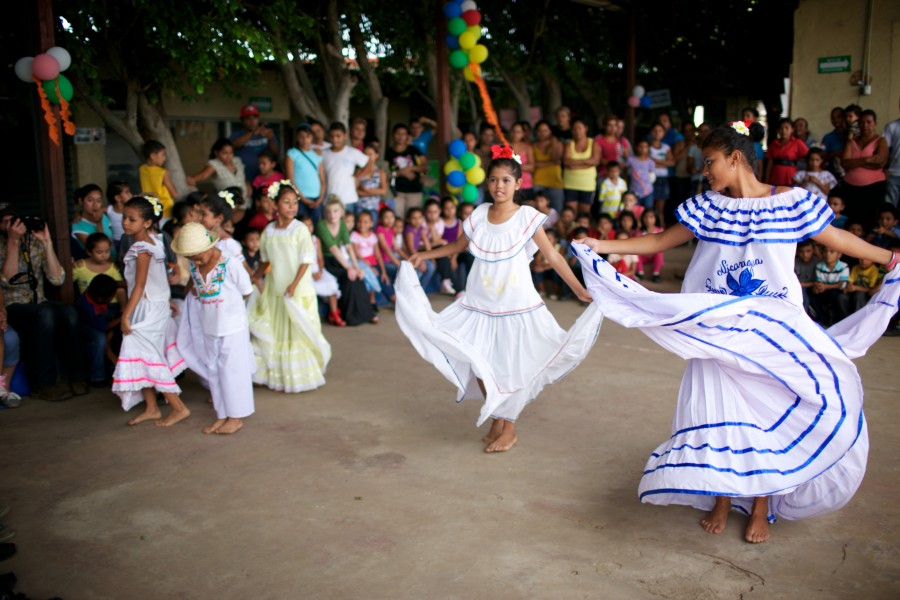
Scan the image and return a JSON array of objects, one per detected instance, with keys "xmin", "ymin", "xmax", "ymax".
[{"xmin": 727, "ymin": 268, "xmax": 764, "ymax": 296}]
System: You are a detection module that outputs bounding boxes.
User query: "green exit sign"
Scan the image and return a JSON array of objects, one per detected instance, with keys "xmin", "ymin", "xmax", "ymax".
[
  {"xmin": 248, "ymin": 96, "xmax": 273, "ymax": 112},
  {"xmin": 818, "ymin": 56, "xmax": 851, "ymax": 74}
]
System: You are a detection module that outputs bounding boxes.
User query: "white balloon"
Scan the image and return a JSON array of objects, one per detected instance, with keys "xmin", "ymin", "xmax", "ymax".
[
  {"xmin": 46, "ymin": 46, "xmax": 72, "ymax": 72},
  {"xmin": 461, "ymin": 0, "xmax": 478, "ymax": 11},
  {"xmin": 632, "ymin": 85, "xmax": 645, "ymax": 98},
  {"xmin": 14, "ymin": 57, "xmax": 34, "ymax": 82}
]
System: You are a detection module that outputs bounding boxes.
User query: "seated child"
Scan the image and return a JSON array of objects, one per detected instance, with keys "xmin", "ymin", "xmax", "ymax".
[
  {"xmin": 613, "ymin": 210, "xmax": 638, "ymax": 239},
  {"xmin": 595, "ymin": 214, "xmax": 614, "ymax": 247},
  {"xmin": 793, "ymin": 148, "xmax": 837, "ymax": 198},
  {"xmin": 811, "ymin": 246, "xmax": 850, "ymax": 326},
  {"xmin": 607, "ymin": 231, "xmax": 638, "ymax": 280},
  {"xmin": 350, "ymin": 211, "xmax": 385, "ymax": 317},
  {"xmin": 532, "ymin": 228, "xmax": 561, "ymax": 298},
  {"xmin": 301, "ymin": 215, "xmax": 341, "ymax": 320},
  {"xmin": 867, "ymin": 204, "xmax": 900, "ymax": 249},
  {"xmin": 572, "ymin": 212, "xmax": 599, "ymax": 240},
  {"xmin": 564, "ymin": 226, "xmax": 590, "ymax": 297},
  {"xmin": 73, "ymin": 233, "xmax": 126, "ymax": 304},
  {"xmin": 844, "ymin": 257, "xmax": 880, "ymax": 314},
  {"xmin": 403, "ymin": 207, "xmax": 437, "ymax": 291},
  {"xmin": 535, "ymin": 191, "xmax": 559, "ymax": 232},
  {"xmin": 374, "ymin": 207, "xmax": 400, "ymax": 303},
  {"xmin": 251, "ymin": 150, "xmax": 284, "ymax": 193},
  {"xmin": 248, "ymin": 187, "xmax": 276, "ymax": 232},
  {"xmin": 556, "ymin": 205, "xmax": 576, "ymax": 241},
  {"xmin": 619, "ymin": 191, "xmax": 644, "ymax": 223},
  {"xmin": 636, "ymin": 210, "xmax": 665, "ymax": 282},
  {"xmin": 74, "ymin": 274, "xmax": 122, "ymax": 386},
  {"xmin": 794, "ymin": 240, "xmax": 817, "ymax": 318},
  {"xmin": 827, "ymin": 194, "xmax": 847, "ymax": 229}
]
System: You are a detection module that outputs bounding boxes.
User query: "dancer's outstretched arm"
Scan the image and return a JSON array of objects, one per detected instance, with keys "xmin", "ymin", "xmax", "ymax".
[
  {"xmin": 581, "ymin": 223, "xmax": 694, "ymax": 256},
  {"xmin": 532, "ymin": 227, "xmax": 592, "ymax": 303},
  {"xmin": 813, "ymin": 225, "xmax": 896, "ymax": 266}
]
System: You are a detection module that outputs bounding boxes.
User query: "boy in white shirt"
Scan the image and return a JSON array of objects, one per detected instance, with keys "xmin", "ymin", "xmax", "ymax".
[
  {"xmin": 322, "ymin": 122, "xmax": 370, "ymax": 214},
  {"xmin": 598, "ymin": 161, "xmax": 628, "ymax": 216}
]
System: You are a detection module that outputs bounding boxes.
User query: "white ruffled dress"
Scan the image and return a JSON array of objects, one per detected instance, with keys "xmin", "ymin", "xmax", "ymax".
[
  {"xmin": 395, "ymin": 204, "xmax": 603, "ymax": 426},
  {"xmin": 113, "ymin": 235, "xmax": 186, "ymax": 410},
  {"xmin": 575, "ymin": 188, "xmax": 900, "ymax": 521}
]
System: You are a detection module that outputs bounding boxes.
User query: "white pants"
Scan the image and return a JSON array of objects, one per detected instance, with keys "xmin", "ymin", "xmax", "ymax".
[{"xmin": 205, "ymin": 330, "xmax": 255, "ymax": 419}]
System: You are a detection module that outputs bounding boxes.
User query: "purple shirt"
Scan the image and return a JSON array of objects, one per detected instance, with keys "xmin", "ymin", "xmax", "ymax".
[{"xmin": 627, "ymin": 156, "xmax": 655, "ymax": 198}]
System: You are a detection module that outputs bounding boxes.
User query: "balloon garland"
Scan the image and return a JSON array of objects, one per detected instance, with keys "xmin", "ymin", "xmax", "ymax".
[
  {"xmin": 13, "ymin": 47, "xmax": 76, "ymax": 146},
  {"xmin": 442, "ymin": 0, "xmax": 505, "ymax": 203},
  {"xmin": 628, "ymin": 85, "xmax": 652, "ymax": 110}
]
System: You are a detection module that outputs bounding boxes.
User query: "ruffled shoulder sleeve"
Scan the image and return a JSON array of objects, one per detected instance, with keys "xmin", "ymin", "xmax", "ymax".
[
  {"xmin": 463, "ymin": 204, "xmax": 547, "ymax": 261},
  {"xmin": 124, "ymin": 240, "xmax": 158, "ymax": 263},
  {"xmin": 676, "ymin": 188, "xmax": 833, "ymax": 246}
]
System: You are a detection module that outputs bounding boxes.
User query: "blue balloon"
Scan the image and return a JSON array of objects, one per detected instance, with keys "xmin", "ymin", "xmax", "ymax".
[
  {"xmin": 448, "ymin": 139, "xmax": 467, "ymax": 159},
  {"xmin": 443, "ymin": 2, "xmax": 462, "ymax": 18},
  {"xmin": 445, "ymin": 33, "xmax": 460, "ymax": 50},
  {"xmin": 640, "ymin": 95, "xmax": 652, "ymax": 109},
  {"xmin": 447, "ymin": 170, "xmax": 466, "ymax": 187}
]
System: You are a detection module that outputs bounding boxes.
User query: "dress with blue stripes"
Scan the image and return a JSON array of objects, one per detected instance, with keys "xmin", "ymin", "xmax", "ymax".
[{"xmin": 575, "ymin": 187, "xmax": 899, "ymax": 521}]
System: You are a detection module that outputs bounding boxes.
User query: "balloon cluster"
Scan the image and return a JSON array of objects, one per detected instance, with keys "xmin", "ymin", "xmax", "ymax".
[
  {"xmin": 443, "ymin": 138, "xmax": 484, "ymax": 203},
  {"xmin": 627, "ymin": 85, "xmax": 651, "ymax": 109},
  {"xmin": 13, "ymin": 47, "xmax": 76, "ymax": 146},
  {"xmin": 444, "ymin": 0, "xmax": 488, "ymax": 82}
]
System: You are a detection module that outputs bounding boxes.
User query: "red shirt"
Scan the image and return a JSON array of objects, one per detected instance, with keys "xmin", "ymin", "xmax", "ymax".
[
  {"xmin": 766, "ymin": 138, "xmax": 808, "ymax": 186},
  {"xmin": 248, "ymin": 211, "xmax": 273, "ymax": 232}
]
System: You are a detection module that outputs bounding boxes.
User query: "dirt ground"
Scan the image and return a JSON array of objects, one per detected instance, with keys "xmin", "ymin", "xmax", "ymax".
[{"xmin": 1, "ymin": 246, "xmax": 898, "ymax": 600}]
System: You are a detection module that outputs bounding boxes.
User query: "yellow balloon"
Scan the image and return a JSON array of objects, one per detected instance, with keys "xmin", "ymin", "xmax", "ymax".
[
  {"xmin": 447, "ymin": 184, "xmax": 462, "ymax": 194},
  {"xmin": 466, "ymin": 25, "xmax": 482, "ymax": 40},
  {"xmin": 474, "ymin": 153, "xmax": 482, "ymax": 167},
  {"xmin": 464, "ymin": 63, "xmax": 481, "ymax": 82},
  {"xmin": 469, "ymin": 44, "xmax": 488, "ymax": 64},
  {"xmin": 465, "ymin": 166, "xmax": 485, "ymax": 185},
  {"xmin": 458, "ymin": 31, "xmax": 477, "ymax": 50},
  {"xmin": 443, "ymin": 159, "xmax": 461, "ymax": 175}
]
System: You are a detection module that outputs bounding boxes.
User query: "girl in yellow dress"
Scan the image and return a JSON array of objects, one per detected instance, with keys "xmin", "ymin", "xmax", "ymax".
[{"xmin": 248, "ymin": 180, "xmax": 331, "ymax": 392}]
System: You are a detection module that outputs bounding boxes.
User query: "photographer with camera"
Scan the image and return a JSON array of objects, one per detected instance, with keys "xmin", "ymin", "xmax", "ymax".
[
  {"xmin": 230, "ymin": 104, "xmax": 280, "ymax": 184},
  {"xmin": 0, "ymin": 205, "xmax": 87, "ymax": 401}
]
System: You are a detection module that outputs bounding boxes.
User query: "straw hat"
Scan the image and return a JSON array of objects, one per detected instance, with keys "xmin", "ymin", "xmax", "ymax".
[{"xmin": 171, "ymin": 222, "xmax": 219, "ymax": 256}]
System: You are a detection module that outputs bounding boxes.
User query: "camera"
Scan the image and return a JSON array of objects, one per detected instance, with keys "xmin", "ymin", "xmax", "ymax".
[{"xmin": 18, "ymin": 215, "xmax": 46, "ymax": 232}]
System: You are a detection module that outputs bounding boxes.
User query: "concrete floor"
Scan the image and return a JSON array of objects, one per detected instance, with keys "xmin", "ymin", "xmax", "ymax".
[{"xmin": 2, "ymin": 246, "xmax": 899, "ymax": 600}]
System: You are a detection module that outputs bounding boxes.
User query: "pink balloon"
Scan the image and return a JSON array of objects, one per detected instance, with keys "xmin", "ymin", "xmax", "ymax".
[
  {"xmin": 627, "ymin": 95, "xmax": 640, "ymax": 108},
  {"xmin": 32, "ymin": 53, "xmax": 60, "ymax": 81}
]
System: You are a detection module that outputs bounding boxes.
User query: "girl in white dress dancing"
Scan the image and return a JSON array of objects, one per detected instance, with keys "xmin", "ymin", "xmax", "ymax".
[
  {"xmin": 578, "ymin": 121, "xmax": 899, "ymax": 543},
  {"xmin": 396, "ymin": 146, "xmax": 602, "ymax": 453}
]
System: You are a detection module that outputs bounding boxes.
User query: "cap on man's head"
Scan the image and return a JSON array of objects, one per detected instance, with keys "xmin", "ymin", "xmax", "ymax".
[{"xmin": 240, "ymin": 104, "xmax": 260, "ymax": 118}]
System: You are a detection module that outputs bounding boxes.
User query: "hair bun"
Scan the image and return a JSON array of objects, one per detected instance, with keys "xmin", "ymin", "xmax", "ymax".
[{"xmin": 748, "ymin": 121, "xmax": 766, "ymax": 143}]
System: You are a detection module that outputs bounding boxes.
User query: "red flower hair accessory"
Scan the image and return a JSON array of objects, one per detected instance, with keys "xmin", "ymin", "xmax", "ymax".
[{"xmin": 490, "ymin": 144, "xmax": 522, "ymax": 164}]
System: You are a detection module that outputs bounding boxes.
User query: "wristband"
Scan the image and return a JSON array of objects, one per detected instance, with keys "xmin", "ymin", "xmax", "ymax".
[{"xmin": 886, "ymin": 250, "xmax": 900, "ymax": 272}]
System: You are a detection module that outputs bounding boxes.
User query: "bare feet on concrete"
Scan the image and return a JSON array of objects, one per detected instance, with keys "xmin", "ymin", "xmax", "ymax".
[
  {"xmin": 484, "ymin": 420, "xmax": 517, "ymax": 453},
  {"xmin": 744, "ymin": 497, "xmax": 770, "ymax": 543},
  {"xmin": 203, "ymin": 418, "xmax": 226, "ymax": 434},
  {"xmin": 215, "ymin": 418, "xmax": 243, "ymax": 435},
  {"xmin": 700, "ymin": 496, "xmax": 731, "ymax": 535},
  {"xmin": 156, "ymin": 407, "xmax": 191, "ymax": 427}
]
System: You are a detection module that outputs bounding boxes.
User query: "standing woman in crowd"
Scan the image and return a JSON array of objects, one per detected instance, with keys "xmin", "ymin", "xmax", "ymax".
[
  {"xmin": 765, "ymin": 118, "xmax": 808, "ymax": 187},
  {"xmin": 532, "ymin": 120, "xmax": 565, "ymax": 214},
  {"xmin": 186, "ymin": 138, "xmax": 250, "ymax": 200},
  {"xmin": 562, "ymin": 118, "xmax": 600, "ymax": 212},
  {"xmin": 838, "ymin": 109, "xmax": 888, "ymax": 230},
  {"xmin": 594, "ymin": 115, "xmax": 622, "ymax": 181},
  {"xmin": 284, "ymin": 123, "xmax": 326, "ymax": 224}
]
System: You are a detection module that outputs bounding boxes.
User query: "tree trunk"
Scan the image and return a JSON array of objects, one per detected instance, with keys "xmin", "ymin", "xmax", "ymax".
[
  {"xmin": 348, "ymin": 15, "xmax": 389, "ymax": 156},
  {"xmin": 568, "ymin": 73, "xmax": 610, "ymax": 130},
  {"xmin": 541, "ymin": 67, "xmax": 562, "ymax": 119},
  {"xmin": 280, "ymin": 58, "xmax": 329, "ymax": 125},
  {"xmin": 497, "ymin": 67, "xmax": 532, "ymax": 121},
  {"xmin": 138, "ymin": 94, "xmax": 188, "ymax": 199},
  {"xmin": 73, "ymin": 77, "xmax": 143, "ymax": 155},
  {"xmin": 449, "ymin": 75, "xmax": 462, "ymax": 135}
]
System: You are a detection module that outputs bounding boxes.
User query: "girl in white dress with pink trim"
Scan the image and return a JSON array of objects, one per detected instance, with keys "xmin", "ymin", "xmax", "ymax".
[
  {"xmin": 395, "ymin": 146, "xmax": 603, "ymax": 453},
  {"xmin": 112, "ymin": 196, "xmax": 188, "ymax": 426}
]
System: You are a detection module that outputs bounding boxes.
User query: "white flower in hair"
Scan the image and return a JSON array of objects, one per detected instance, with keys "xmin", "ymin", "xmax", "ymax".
[
  {"xmin": 267, "ymin": 179, "xmax": 298, "ymax": 199},
  {"xmin": 218, "ymin": 189, "xmax": 235, "ymax": 209},
  {"xmin": 144, "ymin": 195, "xmax": 162, "ymax": 217},
  {"xmin": 730, "ymin": 121, "xmax": 751, "ymax": 136}
]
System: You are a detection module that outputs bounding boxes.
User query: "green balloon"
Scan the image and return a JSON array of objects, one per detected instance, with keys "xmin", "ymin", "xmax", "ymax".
[
  {"xmin": 458, "ymin": 151, "xmax": 476, "ymax": 170},
  {"xmin": 42, "ymin": 74, "xmax": 74, "ymax": 104},
  {"xmin": 447, "ymin": 17, "xmax": 467, "ymax": 36},
  {"xmin": 449, "ymin": 50, "xmax": 469, "ymax": 69},
  {"xmin": 461, "ymin": 183, "xmax": 478, "ymax": 203}
]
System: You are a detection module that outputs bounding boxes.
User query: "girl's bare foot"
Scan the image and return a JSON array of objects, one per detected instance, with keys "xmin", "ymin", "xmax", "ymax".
[
  {"xmin": 127, "ymin": 409, "xmax": 162, "ymax": 426},
  {"xmin": 216, "ymin": 418, "xmax": 243, "ymax": 435},
  {"xmin": 485, "ymin": 421, "xmax": 517, "ymax": 453},
  {"xmin": 744, "ymin": 497, "xmax": 770, "ymax": 543},
  {"xmin": 700, "ymin": 496, "xmax": 731, "ymax": 534},
  {"xmin": 482, "ymin": 419, "xmax": 505, "ymax": 445},
  {"xmin": 203, "ymin": 418, "xmax": 226, "ymax": 434},
  {"xmin": 155, "ymin": 407, "xmax": 191, "ymax": 427}
]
